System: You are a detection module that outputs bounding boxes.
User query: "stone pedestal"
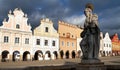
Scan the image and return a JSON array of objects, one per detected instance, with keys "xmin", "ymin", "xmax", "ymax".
[
  {"xmin": 81, "ymin": 59, "xmax": 101, "ymax": 63},
  {"xmin": 77, "ymin": 59, "xmax": 106, "ymax": 70}
]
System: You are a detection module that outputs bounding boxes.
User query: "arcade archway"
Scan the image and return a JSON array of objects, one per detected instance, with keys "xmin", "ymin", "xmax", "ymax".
[
  {"xmin": 1, "ymin": 50, "xmax": 9, "ymax": 62},
  {"xmin": 65, "ymin": 50, "xmax": 69, "ymax": 59},
  {"xmin": 77, "ymin": 50, "xmax": 81, "ymax": 58},
  {"xmin": 13, "ymin": 51, "xmax": 20, "ymax": 61},
  {"xmin": 60, "ymin": 50, "xmax": 64, "ymax": 59},
  {"xmin": 53, "ymin": 51, "xmax": 58, "ymax": 59},
  {"xmin": 71, "ymin": 51, "xmax": 76, "ymax": 58},
  {"xmin": 23, "ymin": 51, "xmax": 30, "ymax": 61},
  {"xmin": 45, "ymin": 51, "xmax": 51, "ymax": 60},
  {"xmin": 34, "ymin": 50, "xmax": 43, "ymax": 60}
]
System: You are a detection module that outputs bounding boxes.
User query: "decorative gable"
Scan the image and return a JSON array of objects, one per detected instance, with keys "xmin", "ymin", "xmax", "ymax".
[
  {"xmin": 0, "ymin": 8, "xmax": 32, "ymax": 32},
  {"xmin": 34, "ymin": 18, "xmax": 59, "ymax": 37}
]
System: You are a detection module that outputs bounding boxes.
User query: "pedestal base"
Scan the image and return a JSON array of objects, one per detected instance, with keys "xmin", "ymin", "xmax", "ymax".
[
  {"xmin": 81, "ymin": 59, "xmax": 101, "ymax": 63},
  {"xmin": 77, "ymin": 59, "xmax": 106, "ymax": 70}
]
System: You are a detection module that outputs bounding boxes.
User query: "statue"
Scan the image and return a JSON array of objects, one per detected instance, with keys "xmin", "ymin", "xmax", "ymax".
[{"xmin": 80, "ymin": 3, "xmax": 100, "ymax": 62}]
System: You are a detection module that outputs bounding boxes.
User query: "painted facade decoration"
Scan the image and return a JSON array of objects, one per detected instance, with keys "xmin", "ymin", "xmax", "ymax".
[
  {"xmin": 0, "ymin": 8, "xmax": 32, "ymax": 61},
  {"xmin": 111, "ymin": 33, "xmax": 120, "ymax": 56},
  {"xmin": 33, "ymin": 18, "xmax": 59, "ymax": 60}
]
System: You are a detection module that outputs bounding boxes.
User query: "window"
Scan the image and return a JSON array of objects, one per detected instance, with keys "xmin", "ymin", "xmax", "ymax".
[
  {"xmin": 4, "ymin": 36, "xmax": 9, "ymax": 43},
  {"xmin": 36, "ymin": 39, "xmax": 40, "ymax": 45},
  {"xmin": 25, "ymin": 38, "xmax": 29, "ymax": 44},
  {"xmin": 62, "ymin": 41, "xmax": 64, "ymax": 46},
  {"xmin": 72, "ymin": 35, "xmax": 74, "ymax": 38},
  {"xmin": 16, "ymin": 24, "xmax": 20, "ymax": 29},
  {"xmin": 45, "ymin": 27, "xmax": 48, "ymax": 32},
  {"xmin": 67, "ymin": 42, "xmax": 70, "ymax": 46},
  {"xmin": 15, "ymin": 37, "xmax": 19, "ymax": 43},
  {"xmin": 44, "ymin": 40, "xmax": 48, "ymax": 46},
  {"xmin": 109, "ymin": 44, "xmax": 111, "ymax": 47},
  {"xmin": 107, "ymin": 44, "xmax": 108, "ymax": 47},
  {"xmin": 72, "ymin": 42, "xmax": 74, "ymax": 47},
  {"xmin": 63, "ymin": 33, "xmax": 65, "ymax": 36},
  {"xmin": 52, "ymin": 40, "xmax": 55, "ymax": 46},
  {"xmin": 104, "ymin": 44, "xmax": 105, "ymax": 47}
]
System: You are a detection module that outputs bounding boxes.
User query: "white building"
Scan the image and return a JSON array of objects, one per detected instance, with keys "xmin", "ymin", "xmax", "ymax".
[
  {"xmin": 77, "ymin": 38, "xmax": 82, "ymax": 58},
  {"xmin": 32, "ymin": 18, "xmax": 59, "ymax": 60},
  {"xmin": 0, "ymin": 8, "xmax": 32, "ymax": 61},
  {"xmin": 103, "ymin": 32, "xmax": 112, "ymax": 56},
  {"xmin": 99, "ymin": 32, "xmax": 104, "ymax": 57}
]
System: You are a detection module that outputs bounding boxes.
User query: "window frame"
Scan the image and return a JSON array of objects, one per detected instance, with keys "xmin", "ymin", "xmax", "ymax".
[
  {"xmin": 4, "ymin": 36, "xmax": 9, "ymax": 43},
  {"xmin": 52, "ymin": 40, "xmax": 56, "ymax": 46},
  {"xmin": 15, "ymin": 37, "xmax": 20, "ymax": 44},
  {"xmin": 44, "ymin": 40, "xmax": 48, "ymax": 46},
  {"xmin": 36, "ymin": 39, "xmax": 40, "ymax": 45},
  {"xmin": 16, "ymin": 24, "xmax": 20, "ymax": 29},
  {"xmin": 25, "ymin": 38, "xmax": 29, "ymax": 44},
  {"xmin": 45, "ymin": 27, "xmax": 48, "ymax": 32}
]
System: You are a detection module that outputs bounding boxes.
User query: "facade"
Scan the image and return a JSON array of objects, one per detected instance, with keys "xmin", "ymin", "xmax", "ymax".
[
  {"xmin": 99, "ymin": 32, "xmax": 104, "ymax": 57},
  {"xmin": 0, "ymin": 8, "xmax": 32, "ymax": 61},
  {"xmin": 33, "ymin": 18, "xmax": 59, "ymax": 60},
  {"xmin": 77, "ymin": 38, "xmax": 82, "ymax": 58},
  {"xmin": 111, "ymin": 33, "xmax": 120, "ymax": 56},
  {"xmin": 0, "ymin": 8, "xmax": 116, "ymax": 62},
  {"xmin": 103, "ymin": 32, "xmax": 112, "ymax": 56},
  {"xmin": 58, "ymin": 21, "xmax": 82, "ymax": 59}
]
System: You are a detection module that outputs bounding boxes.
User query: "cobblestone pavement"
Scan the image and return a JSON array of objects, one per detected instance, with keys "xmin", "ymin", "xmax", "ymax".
[{"xmin": 0, "ymin": 56, "xmax": 120, "ymax": 68}]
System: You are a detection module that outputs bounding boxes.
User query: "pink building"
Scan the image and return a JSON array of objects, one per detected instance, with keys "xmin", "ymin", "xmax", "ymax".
[{"xmin": 0, "ymin": 8, "xmax": 32, "ymax": 61}]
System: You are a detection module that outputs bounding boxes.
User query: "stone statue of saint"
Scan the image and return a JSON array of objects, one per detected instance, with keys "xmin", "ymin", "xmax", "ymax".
[{"xmin": 80, "ymin": 3, "xmax": 100, "ymax": 62}]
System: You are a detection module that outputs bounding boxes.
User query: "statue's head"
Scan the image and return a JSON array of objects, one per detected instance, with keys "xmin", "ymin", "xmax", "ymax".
[
  {"xmin": 84, "ymin": 3, "xmax": 94, "ymax": 17},
  {"xmin": 85, "ymin": 3, "xmax": 94, "ymax": 11},
  {"xmin": 84, "ymin": 8, "xmax": 92, "ymax": 17}
]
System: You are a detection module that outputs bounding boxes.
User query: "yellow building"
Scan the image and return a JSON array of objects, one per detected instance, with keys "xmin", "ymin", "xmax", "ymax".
[
  {"xmin": 33, "ymin": 18, "xmax": 59, "ymax": 60},
  {"xmin": 58, "ymin": 21, "xmax": 82, "ymax": 59}
]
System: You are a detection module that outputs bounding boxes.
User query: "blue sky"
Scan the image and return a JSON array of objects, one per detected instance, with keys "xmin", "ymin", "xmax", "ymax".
[{"xmin": 0, "ymin": 0, "xmax": 120, "ymax": 36}]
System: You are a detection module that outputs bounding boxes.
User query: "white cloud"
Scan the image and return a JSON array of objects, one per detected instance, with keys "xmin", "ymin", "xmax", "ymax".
[
  {"xmin": 29, "ymin": 11, "xmax": 46, "ymax": 21},
  {"xmin": 63, "ymin": 14, "xmax": 86, "ymax": 26}
]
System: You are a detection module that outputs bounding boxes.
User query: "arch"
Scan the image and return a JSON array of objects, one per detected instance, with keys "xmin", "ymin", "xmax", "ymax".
[
  {"xmin": 45, "ymin": 51, "xmax": 51, "ymax": 60},
  {"xmin": 116, "ymin": 51, "xmax": 119, "ymax": 56},
  {"xmin": 23, "ymin": 51, "xmax": 30, "ymax": 61},
  {"xmin": 77, "ymin": 50, "xmax": 81, "ymax": 58},
  {"xmin": 34, "ymin": 50, "xmax": 43, "ymax": 60},
  {"xmin": 13, "ymin": 51, "xmax": 20, "ymax": 61},
  {"xmin": 71, "ymin": 51, "xmax": 76, "ymax": 58},
  {"xmin": 103, "ymin": 51, "xmax": 105, "ymax": 56},
  {"xmin": 99, "ymin": 50, "xmax": 103, "ymax": 57},
  {"xmin": 65, "ymin": 50, "xmax": 69, "ymax": 59},
  {"xmin": 1, "ymin": 50, "xmax": 9, "ymax": 62},
  {"xmin": 108, "ymin": 51, "xmax": 111, "ymax": 56},
  {"xmin": 106, "ymin": 51, "xmax": 108, "ymax": 56},
  {"xmin": 60, "ymin": 50, "xmax": 64, "ymax": 59},
  {"xmin": 53, "ymin": 51, "xmax": 58, "ymax": 59}
]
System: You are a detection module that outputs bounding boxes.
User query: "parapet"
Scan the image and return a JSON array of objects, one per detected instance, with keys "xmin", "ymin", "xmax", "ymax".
[
  {"xmin": 41, "ymin": 18, "xmax": 53, "ymax": 24},
  {"xmin": 58, "ymin": 21, "xmax": 77, "ymax": 28}
]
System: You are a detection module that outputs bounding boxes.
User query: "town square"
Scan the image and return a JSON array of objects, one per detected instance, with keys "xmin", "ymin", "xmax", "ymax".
[{"xmin": 0, "ymin": 0, "xmax": 120, "ymax": 70}]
